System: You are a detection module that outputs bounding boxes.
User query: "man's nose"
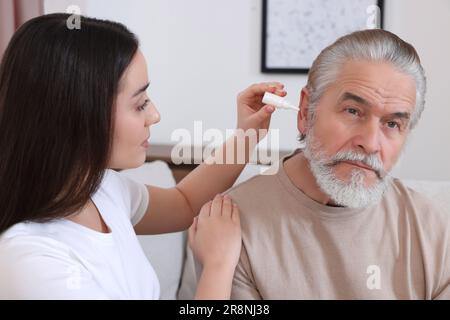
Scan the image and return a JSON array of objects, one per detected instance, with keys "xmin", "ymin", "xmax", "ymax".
[{"xmin": 352, "ymin": 120, "xmax": 381, "ymax": 155}]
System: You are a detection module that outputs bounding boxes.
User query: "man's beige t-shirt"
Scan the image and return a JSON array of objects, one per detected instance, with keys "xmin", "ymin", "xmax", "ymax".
[{"xmin": 228, "ymin": 152, "xmax": 450, "ymax": 299}]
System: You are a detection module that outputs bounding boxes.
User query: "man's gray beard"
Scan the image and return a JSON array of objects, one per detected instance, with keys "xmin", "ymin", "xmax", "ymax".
[{"xmin": 302, "ymin": 129, "xmax": 389, "ymax": 209}]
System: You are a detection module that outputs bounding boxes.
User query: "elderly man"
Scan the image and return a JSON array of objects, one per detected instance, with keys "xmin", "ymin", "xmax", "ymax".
[{"xmin": 228, "ymin": 29, "xmax": 450, "ymax": 299}]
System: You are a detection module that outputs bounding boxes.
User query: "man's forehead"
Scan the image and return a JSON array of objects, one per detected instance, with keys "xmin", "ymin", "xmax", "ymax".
[
  {"xmin": 330, "ymin": 61, "xmax": 417, "ymax": 109},
  {"xmin": 336, "ymin": 88, "xmax": 415, "ymax": 108}
]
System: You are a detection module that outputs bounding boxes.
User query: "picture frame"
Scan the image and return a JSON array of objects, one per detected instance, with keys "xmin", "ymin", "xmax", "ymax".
[{"xmin": 261, "ymin": 0, "xmax": 384, "ymax": 74}]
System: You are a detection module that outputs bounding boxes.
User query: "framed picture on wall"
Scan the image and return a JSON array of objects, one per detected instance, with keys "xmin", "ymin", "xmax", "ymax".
[{"xmin": 261, "ymin": 0, "xmax": 384, "ymax": 74}]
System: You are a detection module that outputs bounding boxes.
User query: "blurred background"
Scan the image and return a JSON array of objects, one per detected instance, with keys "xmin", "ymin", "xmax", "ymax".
[{"xmin": 1, "ymin": 0, "xmax": 449, "ymax": 180}]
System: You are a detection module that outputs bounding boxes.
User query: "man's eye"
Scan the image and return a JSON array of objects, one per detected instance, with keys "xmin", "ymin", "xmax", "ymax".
[
  {"xmin": 386, "ymin": 121, "xmax": 400, "ymax": 130},
  {"xmin": 345, "ymin": 107, "xmax": 360, "ymax": 116}
]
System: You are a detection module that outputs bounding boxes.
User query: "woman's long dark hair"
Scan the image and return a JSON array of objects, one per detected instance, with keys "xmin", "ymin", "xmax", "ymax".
[{"xmin": 0, "ymin": 14, "xmax": 139, "ymax": 233}]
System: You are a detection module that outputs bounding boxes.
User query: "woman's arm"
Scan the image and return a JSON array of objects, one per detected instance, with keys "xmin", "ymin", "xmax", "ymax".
[
  {"xmin": 134, "ymin": 82, "xmax": 286, "ymax": 235},
  {"xmin": 188, "ymin": 194, "xmax": 241, "ymax": 300}
]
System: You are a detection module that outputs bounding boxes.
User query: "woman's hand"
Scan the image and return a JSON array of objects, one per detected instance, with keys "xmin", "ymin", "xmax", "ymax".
[
  {"xmin": 236, "ymin": 82, "xmax": 287, "ymax": 141},
  {"xmin": 188, "ymin": 194, "xmax": 241, "ymax": 272}
]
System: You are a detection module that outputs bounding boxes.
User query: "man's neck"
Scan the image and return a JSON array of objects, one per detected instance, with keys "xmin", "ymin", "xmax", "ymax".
[{"xmin": 283, "ymin": 151, "xmax": 336, "ymax": 206}]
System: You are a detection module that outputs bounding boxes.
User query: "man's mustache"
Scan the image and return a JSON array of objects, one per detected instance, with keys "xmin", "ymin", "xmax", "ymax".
[{"xmin": 328, "ymin": 150, "xmax": 386, "ymax": 179}]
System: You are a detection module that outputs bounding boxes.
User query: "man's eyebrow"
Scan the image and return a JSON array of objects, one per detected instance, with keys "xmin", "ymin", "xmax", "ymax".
[
  {"xmin": 132, "ymin": 82, "xmax": 150, "ymax": 98},
  {"xmin": 385, "ymin": 112, "xmax": 410, "ymax": 120},
  {"xmin": 339, "ymin": 92, "xmax": 411, "ymax": 121},
  {"xmin": 338, "ymin": 92, "xmax": 371, "ymax": 107}
]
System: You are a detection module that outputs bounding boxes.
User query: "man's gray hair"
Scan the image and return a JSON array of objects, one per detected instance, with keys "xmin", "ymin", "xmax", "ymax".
[{"xmin": 301, "ymin": 29, "xmax": 426, "ymax": 140}]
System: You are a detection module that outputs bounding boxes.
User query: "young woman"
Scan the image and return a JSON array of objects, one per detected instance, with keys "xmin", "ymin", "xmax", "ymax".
[{"xmin": 0, "ymin": 14, "xmax": 285, "ymax": 299}]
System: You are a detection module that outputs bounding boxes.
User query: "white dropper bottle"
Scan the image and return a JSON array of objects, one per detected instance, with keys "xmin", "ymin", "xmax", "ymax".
[{"xmin": 262, "ymin": 92, "xmax": 299, "ymax": 111}]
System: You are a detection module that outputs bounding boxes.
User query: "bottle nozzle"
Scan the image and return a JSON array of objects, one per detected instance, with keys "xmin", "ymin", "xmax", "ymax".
[{"xmin": 262, "ymin": 92, "xmax": 299, "ymax": 111}]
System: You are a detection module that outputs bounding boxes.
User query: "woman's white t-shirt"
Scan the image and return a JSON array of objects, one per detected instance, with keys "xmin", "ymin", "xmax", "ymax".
[{"xmin": 0, "ymin": 169, "xmax": 160, "ymax": 299}]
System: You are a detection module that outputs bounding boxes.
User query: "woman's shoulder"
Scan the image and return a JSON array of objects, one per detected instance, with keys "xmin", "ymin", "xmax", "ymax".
[
  {"xmin": 0, "ymin": 222, "xmax": 73, "ymax": 260},
  {"xmin": 0, "ymin": 221, "xmax": 79, "ymax": 270},
  {"xmin": 98, "ymin": 169, "xmax": 141, "ymax": 205},
  {"xmin": 0, "ymin": 225, "xmax": 107, "ymax": 299},
  {"xmin": 98, "ymin": 169, "xmax": 124, "ymax": 194},
  {"xmin": 101, "ymin": 169, "xmax": 150, "ymax": 223}
]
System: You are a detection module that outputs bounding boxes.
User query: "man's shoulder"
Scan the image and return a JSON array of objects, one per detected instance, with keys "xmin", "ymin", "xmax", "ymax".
[
  {"xmin": 225, "ymin": 171, "xmax": 283, "ymax": 223},
  {"xmin": 226, "ymin": 172, "xmax": 279, "ymax": 203},
  {"xmin": 389, "ymin": 178, "xmax": 450, "ymax": 228},
  {"xmin": 390, "ymin": 178, "xmax": 446, "ymax": 208}
]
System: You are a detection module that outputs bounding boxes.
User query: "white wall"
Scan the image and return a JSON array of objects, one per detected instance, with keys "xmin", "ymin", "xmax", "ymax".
[
  {"xmin": 382, "ymin": 0, "xmax": 450, "ymax": 180},
  {"xmin": 45, "ymin": 0, "xmax": 450, "ymax": 180}
]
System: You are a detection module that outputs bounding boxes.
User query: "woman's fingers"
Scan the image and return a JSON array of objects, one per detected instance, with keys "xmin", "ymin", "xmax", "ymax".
[
  {"xmin": 210, "ymin": 194, "xmax": 223, "ymax": 217},
  {"xmin": 260, "ymin": 82, "xmax": 284, "ymax": 91},
  {"xmin": 273, "ymin": 89, "xmax": 287, "ymax": 97},
  {"xmin": 198, "ymin": 194, "xmax": 238, "ymax": 221},
  {"xmin": 188, "ymin": 216, "xmax": 198, "ymax": 248},
  {"xmin": 239, "ymin": 82, "xmax": 286, "ymax": 101},
  {"xmin": 193, "ymin": 216, "xmax": 199, "ymax": 231},
  {"xmin": 222, "ymin": 195, "xmax": 233, "ymax": 217},
  {"xmin": 199, "ymin": 200, "xmax": 212, "ymax": 218}
]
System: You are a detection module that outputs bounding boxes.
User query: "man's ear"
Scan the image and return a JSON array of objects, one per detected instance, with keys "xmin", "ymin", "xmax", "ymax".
[{"xmin": 298, "ymin": 87, "xmax": 310, "ymax": 136}]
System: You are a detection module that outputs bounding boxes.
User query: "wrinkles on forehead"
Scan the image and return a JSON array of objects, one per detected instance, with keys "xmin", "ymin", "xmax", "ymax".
[{"xmin": 328, "ymin": 60, "xmax": 417, "ymax": 114}]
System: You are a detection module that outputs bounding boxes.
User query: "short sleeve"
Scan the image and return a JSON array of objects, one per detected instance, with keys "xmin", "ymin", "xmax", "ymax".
[
  {"xmin": 0, "ymin": 237, "xmax": 110, "ymax": 299},
  {"xmin": 115, "ymin": 173, "xmax": 150, "ymax": 226}
]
